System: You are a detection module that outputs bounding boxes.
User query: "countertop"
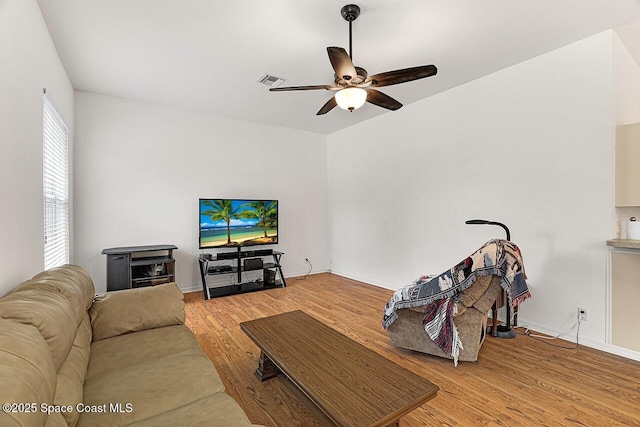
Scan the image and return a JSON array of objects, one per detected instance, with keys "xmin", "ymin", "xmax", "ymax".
[{"xmin": 606, "ymin": 239, "xmax": 640, "ymax": 249}]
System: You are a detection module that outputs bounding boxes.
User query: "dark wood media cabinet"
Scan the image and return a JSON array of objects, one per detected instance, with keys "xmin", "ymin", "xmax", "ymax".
[
  {"xmin": 198, "ymin": 248, "xmax": 286, "ymax": 299},
  {"xmin": 102, "ymin": 244, "xmax": 177, "ymax": 292}
]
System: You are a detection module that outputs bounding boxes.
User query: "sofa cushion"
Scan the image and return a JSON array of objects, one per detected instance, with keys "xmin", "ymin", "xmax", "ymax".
[
  {"xmin": 17, "ymin": 265, "xmax": 95, "ymax": 327},
  {"xmin": 86, "ymin": 325, "xmax": 215, "ymax": 380},
  {"xmin": 0, "ymin": 319, "xmax": 57, "ymax": 427},
  {"xmin": 124, "ymin": 393, "xmax": 255, "ymax": 427},
  {"xmin": 44, "ymin": 413, "xmax": 67, "ymax": 427},
  {"xmin": 0, "ymin": 287, "xmax": 76, "ymax": 370},
  {"xmin": 80, "ymin": 348, "xmax": 226, "ymax": 426},
  {"xmin": 90, "ymin": 283, "xmax": 185, "ymax": 341},
  {"xmin": 53, "ymin": 314, "xmax": 92, "ymax": 427}
]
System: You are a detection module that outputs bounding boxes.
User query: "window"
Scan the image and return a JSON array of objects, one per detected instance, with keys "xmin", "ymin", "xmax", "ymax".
[{"xmin": 43, "ymin": 93, "xmax": 70, "ymax": 269}]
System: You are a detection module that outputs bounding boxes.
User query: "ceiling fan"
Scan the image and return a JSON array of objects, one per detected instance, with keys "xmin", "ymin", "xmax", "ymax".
[{"xmin": 270, "ymin": 4, "xmax": 438, "ymax": 115}]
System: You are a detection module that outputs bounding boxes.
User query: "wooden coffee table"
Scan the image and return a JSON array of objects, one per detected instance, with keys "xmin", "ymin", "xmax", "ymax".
[{"xmin": 240, "ymin": 310, "xmax": 438, "ymax": 427}]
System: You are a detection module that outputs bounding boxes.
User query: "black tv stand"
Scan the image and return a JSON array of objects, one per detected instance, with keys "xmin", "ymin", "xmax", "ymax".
[{"xmin": 198, "ymin": 248, "xmax": 285, "ymax": 299}]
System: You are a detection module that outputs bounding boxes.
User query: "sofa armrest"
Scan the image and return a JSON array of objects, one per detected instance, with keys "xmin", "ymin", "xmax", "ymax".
[{"xmin": 90, "ymin": 283, "xmax": 185, "ymax": 342}]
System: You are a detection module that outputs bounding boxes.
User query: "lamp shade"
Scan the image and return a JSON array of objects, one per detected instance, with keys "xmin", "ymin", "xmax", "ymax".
[{"xmin": 335, "ymin": 88, "xmax": 367, "ymax": 111}]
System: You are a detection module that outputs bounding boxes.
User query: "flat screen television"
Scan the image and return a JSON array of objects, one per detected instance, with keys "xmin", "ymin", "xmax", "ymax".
[{"xmin": 199, "ymin": 199, "xmax": 278, "ymax": 249}]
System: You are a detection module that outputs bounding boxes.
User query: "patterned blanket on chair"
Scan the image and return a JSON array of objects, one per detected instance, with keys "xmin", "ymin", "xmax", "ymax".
[{"xmin": 382, "ymin": 239, "xmax": 531, "ymax": 365}]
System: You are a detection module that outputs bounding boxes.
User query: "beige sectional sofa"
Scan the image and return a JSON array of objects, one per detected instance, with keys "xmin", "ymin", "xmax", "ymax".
[{"xmin": 0, "ymin": 265, "xmax": 259, "ymax": 427}]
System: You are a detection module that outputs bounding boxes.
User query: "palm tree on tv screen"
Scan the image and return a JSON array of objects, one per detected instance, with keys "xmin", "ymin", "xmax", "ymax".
[
  {"xmin": 201, "ymin": 200, "xmax": 242, "ymax": 245},
  {"xmin": 238, "ymin": 201, "xmax": 277, "ymax": 238}
]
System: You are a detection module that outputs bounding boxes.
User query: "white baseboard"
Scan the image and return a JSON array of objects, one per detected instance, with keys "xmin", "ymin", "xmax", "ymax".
[
  {"xmin": 511, "ymin": 318, "xmax": 640, "ymax": 362},
  {"xmin": 179, "ymin": 284, "xmax": 203, "ymax": 294},
  {"xmin": 329, "ymin": 270, "xmax": 398, "ymax": 291},
  {"xmin": 285, "ymin": 269, "xmax": 328, "ymax": 278}
]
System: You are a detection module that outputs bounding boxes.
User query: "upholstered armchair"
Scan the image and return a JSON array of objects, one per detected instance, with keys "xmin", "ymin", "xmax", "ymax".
[
  {"xmin": 386, "ymin": 274, "xmax": 502, "ymax": 362},
  {"xmin": 382, "ymin": 239, "xmax": 530, "ymax": 365}
]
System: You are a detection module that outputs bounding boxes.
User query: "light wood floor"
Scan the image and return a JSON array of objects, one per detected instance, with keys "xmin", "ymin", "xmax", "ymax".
[{"xmin": 184, "ymin": 273, "xmax": 640, "ymax": 426}]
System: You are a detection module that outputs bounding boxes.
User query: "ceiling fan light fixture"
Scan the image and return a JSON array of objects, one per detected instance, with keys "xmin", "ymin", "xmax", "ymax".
[
  {"xmin": 335, "ymin": 87, "xmax": 367, "ymax": 111},
  {"xmin": 268, "ymin": 4, "xmax": 437, "ymax": 115}
]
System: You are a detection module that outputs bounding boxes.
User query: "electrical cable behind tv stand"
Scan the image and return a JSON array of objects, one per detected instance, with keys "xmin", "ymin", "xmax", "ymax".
[{"xmin": 198, "ymin": 248, "xmax": 285, "ymax": 299}]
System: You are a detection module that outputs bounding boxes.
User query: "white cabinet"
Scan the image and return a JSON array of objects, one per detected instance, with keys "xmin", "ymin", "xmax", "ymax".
[
  {"xmin": 615, "ymin": 123, "xmax": 640, "ymax": 206},
  {"xmin": 611, "ymin": 251, "xmax": 640, "ymax": 352}
]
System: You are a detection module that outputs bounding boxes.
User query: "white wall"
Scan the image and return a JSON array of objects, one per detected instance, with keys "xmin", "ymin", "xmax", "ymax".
[
  {"xmin": 327, "ymin": 32, "xmax": 616, "ymax": 348},
  {"xmin": 74, "ymin": 92, "xmax": 328, "ymax": 293},
  {"xmin": 0, "ymin": 0, "xmax": 74, "ymax": 296}
]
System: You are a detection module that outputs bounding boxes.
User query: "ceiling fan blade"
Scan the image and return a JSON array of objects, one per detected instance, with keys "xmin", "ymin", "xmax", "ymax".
[
  {"xmin": 327, "ymin": 47, "xmax": 357, "ymax": 81},
  {"xmin": 316, "ymin": 97, "xmax": 338, "ymax": 115},
  {"xmin": 367, "ymin": 65, "xmax": 437, "ymax": 87},
  {"xmin": 270, "ymin": 84, "xmax": 334, "ymax": 92},
  {"xmin": 366, "ymin": 89, "xmax": 402, "ymax": 111}
]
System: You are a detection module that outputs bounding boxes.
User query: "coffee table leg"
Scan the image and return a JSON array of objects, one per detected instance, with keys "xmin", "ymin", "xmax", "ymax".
[{"xmin": 255, "ymin": 350, "xmax": 280, "ymax": 382}]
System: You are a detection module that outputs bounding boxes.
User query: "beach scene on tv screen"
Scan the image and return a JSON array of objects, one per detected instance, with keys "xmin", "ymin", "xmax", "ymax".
[{"xmin": 200, "ymin": 199, "xmax": 278, "ymax": 248}]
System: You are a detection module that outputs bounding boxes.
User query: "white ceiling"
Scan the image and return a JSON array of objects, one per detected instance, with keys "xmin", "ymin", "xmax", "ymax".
[{"xmin": 37, "ymin": 0, "xmax": 640, "ymax": 135}]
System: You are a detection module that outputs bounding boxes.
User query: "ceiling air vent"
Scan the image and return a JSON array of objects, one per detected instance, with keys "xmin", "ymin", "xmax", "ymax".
[{"xmin": 257, "ymin": 73, "xmax": 285, "ymax": 88}]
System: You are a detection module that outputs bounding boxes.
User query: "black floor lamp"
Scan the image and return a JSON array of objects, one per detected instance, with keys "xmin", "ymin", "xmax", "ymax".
[{"xmin": 464, "ymin": 219, "xmax": 516, "ymax": 339}]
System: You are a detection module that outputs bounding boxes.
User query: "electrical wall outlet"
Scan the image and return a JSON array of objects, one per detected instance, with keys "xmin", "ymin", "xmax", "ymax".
[{"xmin": 578, "ymin": 307, "xmax": 588, "ymax": 322}]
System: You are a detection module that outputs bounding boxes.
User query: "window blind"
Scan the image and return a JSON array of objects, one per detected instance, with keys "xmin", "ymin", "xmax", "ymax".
[{"xmin": 43, "ymin": 93, "xmax": 70, "ymax": 269}]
